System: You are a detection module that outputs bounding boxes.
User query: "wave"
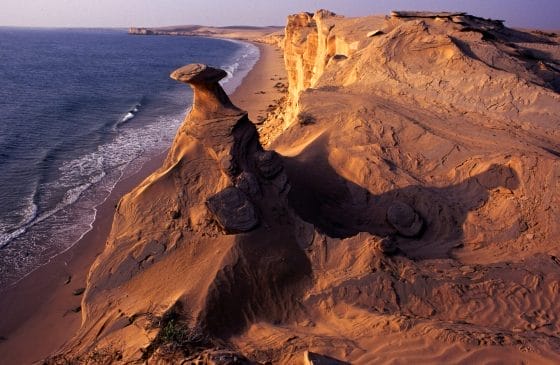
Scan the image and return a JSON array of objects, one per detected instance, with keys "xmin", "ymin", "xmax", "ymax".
[
  {"xmin": 117, "ymin": 102, "xmax": 142, "ymax": 127},
  {"xmin": 122, "ymin": 112, "xmax": 134, "ymax": 123},
  {"xmin": 0, "ymin": 110, "xmax": 184, "ymax": 287},
  {"xmin": 0, "ymin": 188, "xmax": 38, "ymax": 249},
  {"xmin": 0, "ymin": 171, "xmax": 103, "ymax": 249}
]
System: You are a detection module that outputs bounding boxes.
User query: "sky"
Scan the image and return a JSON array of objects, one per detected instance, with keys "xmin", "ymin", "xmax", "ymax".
[{"xmin": 1, "ymin": 0, "xmax": 559, "ymax": 30}]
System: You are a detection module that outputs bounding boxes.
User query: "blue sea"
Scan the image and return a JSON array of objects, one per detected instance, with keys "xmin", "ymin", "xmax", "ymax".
[{"xmin": 0, "ymin": 28, "xmax": 259, "ymax": 288}]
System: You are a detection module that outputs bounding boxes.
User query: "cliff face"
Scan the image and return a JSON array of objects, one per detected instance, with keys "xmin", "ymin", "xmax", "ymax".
[
  {"xmin": 281, "ymin": 10, "xmax": 376, "ymax": 132},
  {"xmin": 52, "ymin": 10, "xmax": 560, "ymax": 365}
]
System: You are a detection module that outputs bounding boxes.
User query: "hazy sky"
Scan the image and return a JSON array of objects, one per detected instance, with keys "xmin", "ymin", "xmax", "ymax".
[{"xmin": 1, "ymin": 0, "xmax": 559, "ymax": 29}]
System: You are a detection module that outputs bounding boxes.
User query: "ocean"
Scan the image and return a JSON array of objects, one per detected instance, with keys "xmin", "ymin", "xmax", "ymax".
[{"xmin": 0, "ymin": 28, "xmax": 259, "ymax": 288}]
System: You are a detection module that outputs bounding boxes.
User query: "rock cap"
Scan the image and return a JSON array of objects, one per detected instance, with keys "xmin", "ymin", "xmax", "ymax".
[{"xmin": 170, "ymin": 63, "xmax": 227, "ymax": 84}]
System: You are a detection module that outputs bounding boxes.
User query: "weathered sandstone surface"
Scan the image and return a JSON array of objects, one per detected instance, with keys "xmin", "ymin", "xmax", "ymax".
[{"xmin": 49, "ymin": 10, "xmax": 560, "ymax": 364}]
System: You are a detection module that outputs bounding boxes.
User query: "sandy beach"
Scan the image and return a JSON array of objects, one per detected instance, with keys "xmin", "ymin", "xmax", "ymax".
[{"xmin": 0, "ymin": 41, "xmax": 285, "ymax": 364}]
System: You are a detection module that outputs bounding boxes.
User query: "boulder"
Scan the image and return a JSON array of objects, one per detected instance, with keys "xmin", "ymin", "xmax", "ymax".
[
  {"xmin": 386, "ymin": 201, "xmax": 424, "ymax": 237},
  {"xmin": 206, "ymin": 187, "xmax": 258, "ymax": 233}
]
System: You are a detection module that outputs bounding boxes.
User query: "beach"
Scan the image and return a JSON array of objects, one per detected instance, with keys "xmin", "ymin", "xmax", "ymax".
[{"xmin": 0, "ymin": 41, "xmax": 285, "ymax": 364}]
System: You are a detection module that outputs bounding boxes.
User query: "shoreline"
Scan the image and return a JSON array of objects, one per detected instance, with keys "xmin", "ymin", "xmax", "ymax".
[{"xmin": 0, "ymin": 41, "xmax": 286, "ymax": 364}]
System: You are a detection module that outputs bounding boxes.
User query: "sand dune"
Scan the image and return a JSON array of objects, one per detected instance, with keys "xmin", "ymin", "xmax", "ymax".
[{"xmin": 44, "ymin": 10, "xmax": 560, "ymax": 364}]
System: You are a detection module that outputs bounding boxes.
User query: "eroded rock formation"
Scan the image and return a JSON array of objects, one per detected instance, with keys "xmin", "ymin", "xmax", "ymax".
[{"xmin": 51, "ymin": 64, "xmax": 311, "ymax": 363}]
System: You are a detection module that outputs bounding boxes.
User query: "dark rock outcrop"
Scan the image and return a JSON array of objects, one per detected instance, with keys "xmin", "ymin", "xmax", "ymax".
[
  {"xmin": 206, "ymin": 187, "xmax": 258, "ymax": 233},
  {"xmin": 255, "ymin": 150, "xmax": 283, "ymax": 178},
  {"xmin": 235, "ymin": 172, "xmax": 261, "ymax": 198}
]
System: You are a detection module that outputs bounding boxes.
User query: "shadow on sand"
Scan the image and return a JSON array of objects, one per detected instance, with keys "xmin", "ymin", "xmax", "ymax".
[{"xmin": 283, "ymin": 137, "xmax": 519, "ymax": 260}]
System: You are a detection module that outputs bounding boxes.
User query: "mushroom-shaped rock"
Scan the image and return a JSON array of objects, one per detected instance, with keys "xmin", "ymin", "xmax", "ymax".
[
  {"xmin": 206, "ymin": 187, "xmax": 259, "ymax": 233},
  {"xmin": 170, "ymin": 63, "xmax": 242, "ymax": 120},
  {"xmin": 255, "ymin": 150, "xmax": 283, "ymax": 179},
  {"xmin": 386, "ymin": 201, "xmax": 424, "ymax": 237}
]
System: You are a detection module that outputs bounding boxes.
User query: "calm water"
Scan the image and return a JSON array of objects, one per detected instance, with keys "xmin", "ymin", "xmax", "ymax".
[{"xmin": 0, "ymin": 28, "xmax": 259, "ymax": 288}]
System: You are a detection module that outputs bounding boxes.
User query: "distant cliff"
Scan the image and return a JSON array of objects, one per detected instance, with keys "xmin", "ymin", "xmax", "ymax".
[
  {"xmin": 128, "ymin": 25, "xmax": 284, "ymax": 45},
  {"xmin": 128, "ymin": 27, "xmax": 155, "ymax": 35}
]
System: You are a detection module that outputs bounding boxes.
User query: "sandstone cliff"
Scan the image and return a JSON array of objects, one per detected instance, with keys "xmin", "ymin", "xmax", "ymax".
[{"xmin": 50, "ymin": 10, "xmax": 560, "ymax": 364}]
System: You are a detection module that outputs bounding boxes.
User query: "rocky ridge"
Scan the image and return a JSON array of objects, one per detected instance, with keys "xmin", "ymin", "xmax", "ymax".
[{"xmin": 128, "ymin": 25, "xmax": 284, "ymax": 45}]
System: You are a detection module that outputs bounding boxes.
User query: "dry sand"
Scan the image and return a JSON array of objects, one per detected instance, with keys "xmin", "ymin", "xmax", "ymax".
[
  {"xmin": 231, "ymin": 44, "xmax": 287, "ymax": 125},
  {"xmin": 0, "ymin": 41, "xmax": 284, "ymax": 365}
]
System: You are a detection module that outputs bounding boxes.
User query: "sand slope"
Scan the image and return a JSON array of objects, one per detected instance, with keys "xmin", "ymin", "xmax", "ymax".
[{"xmin": 47, "ymin": 10, "xmax": 560, "ymax": 365}]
